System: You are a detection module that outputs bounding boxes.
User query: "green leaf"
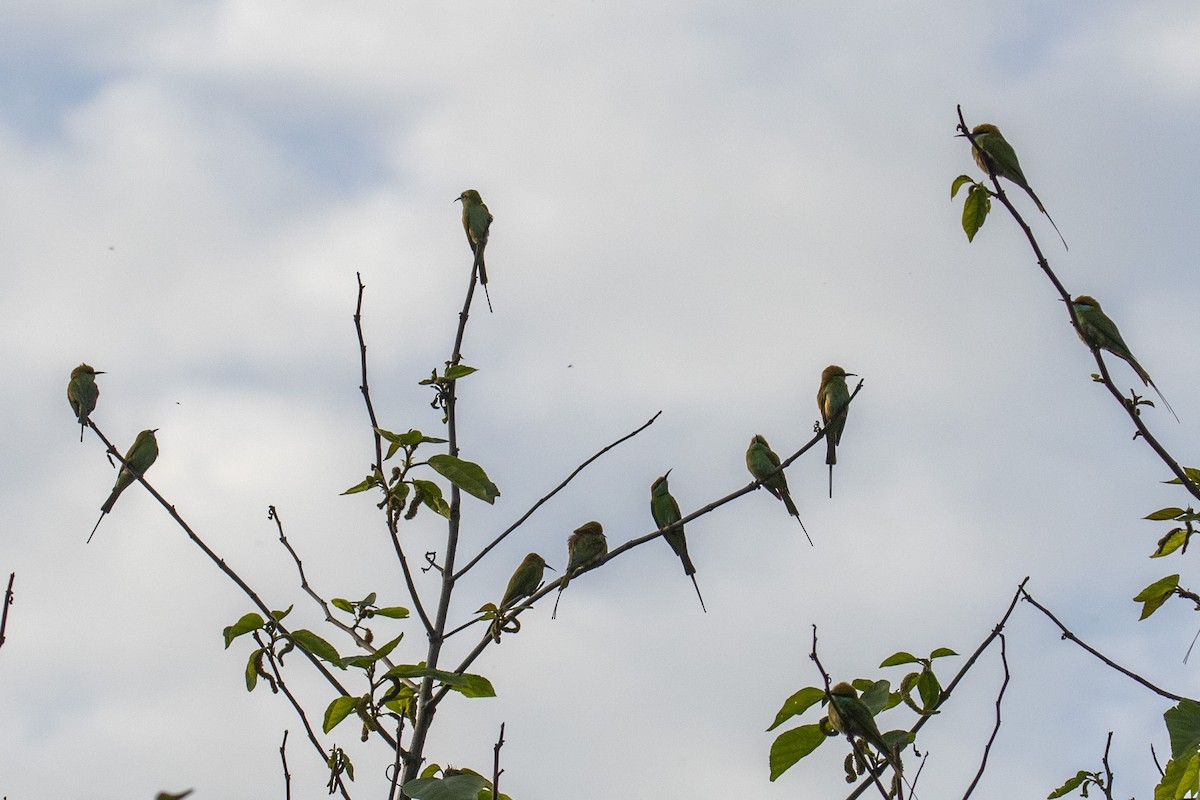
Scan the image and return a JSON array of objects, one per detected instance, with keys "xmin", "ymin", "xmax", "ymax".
[
  {"xmin": 768, "ymin": 724, "xmax": 827, "ymax": 781},
  {"xmin": 916, "ymin": 668, "xmax": 941, "ymax": 712},
  {"xmin": 383, "ymin": 665, "xmax": 496, "ymax": 698},
  {"xmin": 962, "ymin": 183, "xmax": 991, "ymax": 242},
  {"xmin": 360, "ymin": 591, "xmax": 377, "ymax": 606},
  {"xmin": 223, "ymin": 612, "xmax": 265, "ymax": 648},
  {"xmin": 950, "ymin": 174, "xmax": 974, "ymax": 199},
  {"xmin": 342, "ymin": 475, "xmax": 378, "ymax": 495},
  {"xmin": 1155, "ymin": 750, "xmax": 1200, "ymax": 800},
  {"xmin": 427, "ymin": 454, "xmax": 501, "ymax": 504},
  {"xmin": 290, "ymin": 629, "xmax": 344, "ymax": 667},
  {"xmin": 375, "ymin": 606, "xmax": 410, "ymax": 619},
  {"xmin": 344, "ymin": 635, "xmax": 404, "ymax": 670},
  {"xmin": 323, "ymin": 695, "xmax": 359, "ymax": 733},
  {"xmin": 1134, "ymin": 574, "xmax": 1180, "ymax": 620},
  {"xmin": 1147, "ymin": 507, "xmax": 1187, "ymax": 521},
  {"xmin": 420, "ymin": 764, "xmax": 442, "ymax": 780},
  {"xmin": 859, "ymin": 680, "xmax": 891, "ymax": 715},
  {"xmin": 411, "ymin": 479, "xmax": 451, "ymax": 519},
  {"xmin": 332, "ymin": 598, "xmax": 354, "ymax": 613},
  {"xmin": 767, "ymin": 686, "xmax": 826, "ymax": 731},
  {"xmin": 929, "ymin": 647, "xmax": 957, "ymax": 659},
  {"xmin": 244, "ymin": 648, "xmax": 262, "ymax": 692},
  {"xmin": 1166, "ymin": 700, "xmax": 1200, "ymax": 760},
  {"xmin": 444, "ymin": 365, "xmax": 478, "ymax": 380},
  {"xmin": 1153, "ymin": 529, "xmax": 1188, "ymax": 558},
  {"xmin": 880, "ymin": 651, "xmax": 920, "ymax": 668},
  {"xmin": 403, "ymin": 774, "xmax": 489, "ymax": 800},
  {"xmin": 1047, "ymin": 770, "xmax": 1092, "ymax": 798},
  {"xmin": 270, "ymin": 606, "xmax": 293, "ymax": 621}
]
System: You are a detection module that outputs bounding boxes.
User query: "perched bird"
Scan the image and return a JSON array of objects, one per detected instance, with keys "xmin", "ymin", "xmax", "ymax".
[
  {"xmin": 500, "ymin": 552, "xmax": 549, "ymax": 610},
  {"xmin": 455, "ymin": 189, "xmax": 494, "ymax": 312},
  {"xmin": 963, "ymin": 122, "xmax": 1067, "ymax": 249},
  {"xmin": 553, "ymin": 521, "xmax": 608, "ymax": 618},
  {"xmin": 89, "ymin": 428, "xmax": 159, "ymax": 543},
  {"xmin": 492, "ymin": 552, "xmax": 551, "ymax": 642},
  {"xmin": 67, "ymin": 363, "xmax": 104, "ymax": 442},
  {"xmin": 650, "ymin": 471, "xmax": 706, "ymax": 612},
  {"xmin": 1072, "ymin": 295, "xmax": 1177, "ymax": 421},
  {"xmin": 745, "ymin": 435, "xmax": 811, "ymax": 545},
  {"xmin": 817, "ymin": 365, "xmax": 855, "ymax": 498},
  {"xmin": 827, "ymin": 682, "xmax": 902, "ymax": 777}
]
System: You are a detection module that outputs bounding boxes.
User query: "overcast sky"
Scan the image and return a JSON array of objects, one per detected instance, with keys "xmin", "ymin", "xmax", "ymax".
[{"xmin": 4, "ymin": 2, "xmax": 1200, "ymax": 798}]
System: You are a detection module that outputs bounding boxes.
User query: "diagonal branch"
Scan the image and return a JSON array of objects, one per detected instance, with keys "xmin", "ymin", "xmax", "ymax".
[
  {"xmin": 1020, "ymin": 586, "xmax": 1188, "ymax": 701},
  {"xmin": 454, "ymin": 410, "xmax": 663, "ymax": 581},
  {"xmin": 956, "ymin": 106, "xmax": 1199, "ymax": 504}
]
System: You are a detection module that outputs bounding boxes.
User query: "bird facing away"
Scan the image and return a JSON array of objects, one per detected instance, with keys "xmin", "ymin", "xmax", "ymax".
[
  {"xmin": 650, "ymin": 471, "xmax": 706, "ymax": 612},
  {"xmin": 817, "ymin": 365, "xmax": 854, "ymax": 498},
  {"xmin": 553, "ymin": 521, "xmax": 608, "ymax": 618},
  {"xmin": 827, "ymin": 682, "xmax": 902, "ymax": 778},
  {"xmin": 965, "ymin": 123, "xmax": 1067, "ymax": 250},
  {"xmin": 67, "ymin": 363, "xmax": 104, "ymax": 442},
  {"xmin": 1071, "ymin": 295, "xmax": 1177, "ymax": 421},
  {"xmin": 89, "ymin": 428, "xmax": 159, "ymax": 543},
  {"xmin": 456, "ymin": 189, "xmax": 494, "ymax": 312},
  {"xmin": 745, "ymin": 434, "xmax": 812, "ymax": 545}
]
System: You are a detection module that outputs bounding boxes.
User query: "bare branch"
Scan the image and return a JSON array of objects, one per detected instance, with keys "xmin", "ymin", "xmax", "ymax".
[
  {"xmin": 960, "ymin": 632, "xmax": 1009, "ymax": 800},
  {"xmin": 454, "ymin": 410, "xmax": 664, "ymax": 581}
]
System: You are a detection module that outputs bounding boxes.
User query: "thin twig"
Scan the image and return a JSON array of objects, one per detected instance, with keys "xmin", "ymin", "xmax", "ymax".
[
  {"xmin": 492, "ymin": 722, "xmax": 506, "ymax": 800},
  {"xmin": 1020, "ymin": 586, "xmax": 1187, "ymax": 701},
  {"xmin": 1101, "ymin": 731, "xmax": 1115, "ymax": 800},
  {"xmin": 353, "ymin": 274, "xmax": 434, "ymax": 634},
  {"xmin": 960, "ymin": 632, "xmax": 1009, "ymax": 800},
  {"xmin": 453, "ymin": 411, "xmax": 664, "ymax": 581},
  {"xmin": 279, "ymin": 730, "xmax": 292, "ymax": 800},
  {"xmin": 269, "ymin": 505, "xmax": 415, "ymax": 690},
  {"xmin": 256, "ymin": 632, "xmax": 353, "ymax": 800},
  {"xmin": 0, "ymin": 572, "xmax": 13, "ymax": 653}
]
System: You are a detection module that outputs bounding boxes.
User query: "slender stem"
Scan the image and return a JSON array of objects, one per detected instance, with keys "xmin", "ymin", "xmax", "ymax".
[
  {"xmin": 402, "ymin": 254, "xmax": 479, "ymax": 788},
  {"xmin": 279, "ymin": 730, "xmax": 292, "ymax": 800},
  {"xmin": 0, "ymin": 572, "xmax": 13, "ymax": 653},
  {"xmin": 960, "ymin": 633, "xmax": 1009, "ymax": 800},
  {"xmin": 353, "ymin": 274, "xmax": 434, "ymax": 634}
]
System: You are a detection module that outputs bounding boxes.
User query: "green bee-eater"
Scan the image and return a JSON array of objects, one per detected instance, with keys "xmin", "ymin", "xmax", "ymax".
[
  {"xmin": 745, "ymin": 434, "xmax": 811, "ymax": 545},
  {"xmin": 455, "ymin": 189, "xmax": 494, "ymax": 313},
  {"xmin": 553, "ymin": 521, "xmax": 608, "ymax": 618},
  {"xmin": 492, "ymin": 551, "xmax": 552, "ymax": 642},
  {"xmin": 827, "ymin": 682, "xmax": 902, "ymax": 777},
  {"xmin": 1072, "ymin": 294, "xmax": 1177, "ymax": 421},
  {"xmin": 67, "ymin": 363, "xmax": 104, "ymax": 442},
  {"xmin": 817, "ymin": 365, "xmax": 855, "ymax": 498},
  {"xmin": 500, "ymin": 552, "xmax": 549, "ymax": 610},
  {"xmin": 89, "ymin": 428, "xmax": 159, "ymax": 543},
  {"xmin": 650, "ymin": 471, "xmax": 706, "ymax": 612},
  {"xmin": 963, "ymin": 122, "xmax": 1067, "ymax": 249}
]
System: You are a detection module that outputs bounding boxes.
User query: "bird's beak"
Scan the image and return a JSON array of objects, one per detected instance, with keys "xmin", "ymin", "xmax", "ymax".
[
  {"xmin": 663, "ymin": 468, "xmax": 672, "ymax": 480},
  {"xmin": 844, "ymin": 373, "xmax": 858, "ymax": 377},
  {"xmin": 544, "ymin": 564, "xmax": 557, "ymax": 572},
  {"xmin": 95, "ymin": 370, "xmax": 106, "ymax": 375}
]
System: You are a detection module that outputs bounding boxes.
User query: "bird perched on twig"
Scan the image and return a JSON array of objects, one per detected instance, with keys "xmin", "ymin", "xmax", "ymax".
[{"xmin": 456, "ymin": 189, "xmax": 494, "ymax": 312}]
